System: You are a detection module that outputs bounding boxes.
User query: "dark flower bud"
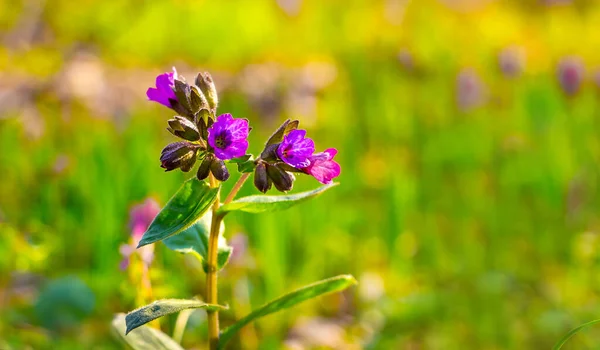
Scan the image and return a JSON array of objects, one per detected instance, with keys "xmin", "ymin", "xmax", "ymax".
[
  {"xmin": 267, "ymin": 163, "xmax": 294, "ymax": 192},
  {"xmin": 190, "ymin": 85, "xmax": 208, "ymax": 114},
  {"xmin": 254, "ymin": 162, "xmax": 271, "ymax": 193},
  {"xmin": 260, "ymin": 143, "xmax": 279, "ymax": 161},
  {"xmin": 174, "ymin": 79, "xmax": 193, "ymax": 115},
  {"xmin": 196, "ymin": 154, "xmax": 212, "ymax": 180},
  {"xmin": 210, "ymin": 158, "xmax": 230, "ymax": 182},
  {"xmin": 167, "ymin": 116, "xmax": 200, "ymax": 141},
  {"xmin": 265, "ymin": 119, "xmax": 299, "ymax": 146},
  {"xmin": 160, "ymin": 142, "xmax": 198, "ymax": 172},
  {"xmin": 196, "ymin": 72, "xmax": 219, "ymax": 111}
]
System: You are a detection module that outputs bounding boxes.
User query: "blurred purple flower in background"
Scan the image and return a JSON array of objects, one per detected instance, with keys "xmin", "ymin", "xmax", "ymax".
[
  {"xmin": 207, "ymin": 113, "xmax": 250, "ymax": 160},
  {"xmin": 498, "ymin": 47, "xmax": 524, "ymax": 78},
  {"xmin": 119, "ymin": 198, "xmax": 160, "ymax": 270},
  {"xmin": 277, "ymin": 129, "xmax": 315, "ymax": 168},
  {"xmin": 302, "ymin": 148, "xmax": 341, "ymax": 184},
  {"xmin": 557, "ymin": 57, "xmax": 584, "ymax": 96},
  {"xmin": 146, "ymin": 68, "xmax": 177, "ymax": 108},
  {"xmin": 456, "ymin": 68, "xmax": 486, "ymax": 111}
]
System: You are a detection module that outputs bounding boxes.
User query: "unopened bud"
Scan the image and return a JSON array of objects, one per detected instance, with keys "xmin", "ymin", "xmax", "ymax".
[
  {"xmin": 254, "ymin": 162, "xmax": 271, "ymax": 193},
  {"xmin": 210, "ymin": 158, "xmax": 230, "ymax": 182},
  {"xmin": 174, "ymin": 79, "xmax": 193, "ymax": 115},
  {"xmin": 196, "ymin": 154, "xmax": 212, "ymax": 181},
  {"xmin": 160, "ymin": 142, "xmax": 197, "ymax": 172},
  {"xmin": 167, "ymin": 116, "xmax": 200, "ymax": 141},
  {"xmin": 196, "ymin": 72, "xmax": 218, "ymax": 111},
  {"xmin": 267, "ymin": 163, "xmax": 294, "ymax": 192},
  {"xmin": 190, "ymin": 85, "xmax": 208, "ymax": 113}
]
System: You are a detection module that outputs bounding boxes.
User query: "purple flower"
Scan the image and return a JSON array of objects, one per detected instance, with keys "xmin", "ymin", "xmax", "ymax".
[
  {"xmin": 558, "ymin": 58, "xmax": 584, "ymax": 96},
  {"xmin": 207, "ymin": 113, "xmax": 250, "ymax": 160},
  {"xmin": 277, "ymin": 129, "xmax": 315, "ymax": 168},
  {"xmin": 120, "ymin": 198, "xmax": 160, "ymax": 270},
  {"xmin": 146, "ymin": 67, "xmax": 178, "ymax": 108},
  {"xmin": 302, "ymin": 148, "xmax": 340, "ymax": 184}
]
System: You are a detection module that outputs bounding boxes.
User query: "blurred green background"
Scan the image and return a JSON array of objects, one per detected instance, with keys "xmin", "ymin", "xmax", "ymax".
[{"xmin": 2, "ymin": 0, "xmax": 600, "ymax": 349}]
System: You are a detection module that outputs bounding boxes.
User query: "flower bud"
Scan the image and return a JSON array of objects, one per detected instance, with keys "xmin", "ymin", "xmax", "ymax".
[
  {"xmin": 254, "ymin": 162, "xmax": 271, "ymax": 193},
  {"xmin": 160, "ymin": 142, "xmax": 198, "ymax": 172},
  {"xmin": 196, "ymin": 72, "xmax": 219, "ymax": 111},
  {"xmin": 267, "ymin": 163, "xmax": 294, "ymax": 192},
  {"xmin": 190, "ymin": 85, "xmax": 208, "ymax": 113},
  {"xmin": 174, "ymin": 79, "xmax": 193, "ymax": 115},
  {"xmin": 210, "ymin": 158, "xmax": 230, "ymax": 182},
  {"xmin": 196, "ymin": 154, "xmax": 212, "ymax": 180},
  {"xmin": 167, "ymin": 116, "xmax": 200, "ymax": 141}
]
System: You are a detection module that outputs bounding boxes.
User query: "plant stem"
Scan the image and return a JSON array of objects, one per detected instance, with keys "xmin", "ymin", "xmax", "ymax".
[
  {"xmin": 224, "ymin": 172, "xmax": 250, "ymax": 205},
  {"xmin": 207, "ymin": 174, "xmax": 222, "ymax": 349}
]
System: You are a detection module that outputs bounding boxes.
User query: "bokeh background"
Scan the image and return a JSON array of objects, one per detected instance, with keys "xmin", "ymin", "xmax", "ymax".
[{"xmin": 2, "ymin": 0, "xmax": 600, "ymax": 349}]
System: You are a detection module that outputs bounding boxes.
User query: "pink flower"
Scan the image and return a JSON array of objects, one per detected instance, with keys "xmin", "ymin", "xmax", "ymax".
[
  {"xmin": 302, "ymin": 148, "xmax": 340, "ymax": 184},
  {"xmin": 146, "ymin": 68, "xmax": 178, "ymax": 108},
  {"xmin": 120, "ymin": 198, "xmax": 160, "ymax": 270}
]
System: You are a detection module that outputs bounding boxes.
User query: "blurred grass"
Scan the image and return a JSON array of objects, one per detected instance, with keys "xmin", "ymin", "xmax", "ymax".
[{"xmin": 2, "ymin": 0, "xmax": 600, "ymax": 349}]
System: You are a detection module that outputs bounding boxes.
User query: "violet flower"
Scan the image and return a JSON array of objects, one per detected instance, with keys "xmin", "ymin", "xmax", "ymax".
[
  {"xmin": 146, "ymin": 68, "xmax": 178, "ymax": 108},
  {"xmin": 120, "ymin": 198, "xmax": 160, "ymax": 270},
  {"xmin": 207, "ymin": 114, "xmax": 250, "ymax": 160},
  {"xmin": 558, "ymin": 58, "xmax": 584, "ymax": 96},
  {"xmin": 277, "ymin": 129, "xmax": 315, "ymax": 168},
  {"xmin": 302, "ymin": 148, "xmax": 340, "ymax": 184}
]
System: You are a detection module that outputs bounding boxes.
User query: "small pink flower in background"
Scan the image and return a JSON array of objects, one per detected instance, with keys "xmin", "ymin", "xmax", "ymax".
[
  {"xmin": 557, "ymin": 57, "xmax": 584, "ymax": 96},
  {"xmin": 498, "ymin": 47, "xmax": 524, "ymax": 78},
  {"xmin": 120, "ymin": 198, "xmax": 161, "ymax": 270},
  {"xmin": 456, "ymin": 68, "xmax": 486, "ymax": 111}
]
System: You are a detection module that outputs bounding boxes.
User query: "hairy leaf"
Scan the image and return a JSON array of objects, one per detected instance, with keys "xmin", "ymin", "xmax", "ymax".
[
  {"xmin": 218, "ymin": 183, "xmax": 337, "ymax": 216},
  {"xmin": 218, "ymin": 274, "xmax": 357, "ymax": 349},
  {"xmin": 138, "ymin": 178, "xmax": 219, "ymax": 247},
  {"xmin": 163, "ymin": 212, "xmax": 232, "ymax": 271},
  {"xmin": 124, "ymin": 299, "xmax": 226, "ymax": 335}
]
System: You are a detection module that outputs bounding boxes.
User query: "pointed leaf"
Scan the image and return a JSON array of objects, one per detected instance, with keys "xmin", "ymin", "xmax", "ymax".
[
  {"xmin": 218, "ymin": 274, "xmax": 357, "ymax": 349},
  {"xmin": 553, "ymin": 319, "xmax": 600, "ymax": 350},
  {"xmin": 112, "ymin": 313, "xmax": 183, "ymax": 350},
  {"xmin": 163, "ymin": 212, "xmax": 233, "ymax": 271},
  {"xmin": 138, "ymin": 178, "xmax": 219, "ymax": 247},
  {"xmin": 217, "ymin": 183, "xmax": 337, "ymax": 216},
  {"xmin": 125, "ymin": 299, "xmax": 227, "ymax": 335}
]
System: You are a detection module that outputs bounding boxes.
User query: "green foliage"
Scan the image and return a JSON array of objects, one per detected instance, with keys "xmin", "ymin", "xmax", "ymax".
[
  {"xmin": 163, "ymin": 212, "xmax": 233, "ymax": 271},
  {"xmin": 124, "ymin": 299, "xmax": 226, "ymax": 334},
  {"xmin": 218, "ymin": 275, "xmax": 357, "ymax": 348},
  {"xmin": 218, "ymin": 183, "xmax": 337, "ymax": 215},
  {"xmin": 112, "ymin": 314, "xmax": 183, "ymax": 350},
  {"xmin": 138, "ymin": 178, "xmax": 219, "ymax": 247},
  {"xmin": 553, "ymin": 319, "xmax": 600, "ymax": 350}
]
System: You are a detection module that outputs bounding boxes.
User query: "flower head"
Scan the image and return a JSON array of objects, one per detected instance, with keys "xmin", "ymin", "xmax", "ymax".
[
  {"xmin": 277, "ymin": 129, "xmax": 315, "ymax": 168},
  {"xmin": 207, "ymin": 113, "xmax": 250, "ymax": 160},
  {"xmin": 302, "ymin": 148, "xmax": 340, "ymax": 184},
  {"xmin": 147, "ymin": 68, "xmax": 178, "ymax": 108},
  {"xmin": 558, "ymin": 57, "xmax": 584, "ymax": 96}
]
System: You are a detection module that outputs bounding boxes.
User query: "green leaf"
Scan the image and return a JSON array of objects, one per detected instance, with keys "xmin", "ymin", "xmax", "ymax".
[
  {"xmin": 112, "ymin": 313, "xmax": 183, "ymax": 350},
  {"xmin": 553, "ymin": 319, "xmax": 600, "ymax": 350},
  {"xmin": 218, "ymin": 274, "xmax": 357, "ymax": 349},
  {"xmin": 163, "ymin": 212, "xmax": 233, "ymax": 271},
  {"xmin": 124, "ymin": 299, "xmax": 227, "ymax": 335},
  {"xmin": 217, "ymin": 183, "xmax": 337, "ymax": 216},
  {"xmin": 138, "ymin": 178, "xmax": 219, "ymax": 247}
]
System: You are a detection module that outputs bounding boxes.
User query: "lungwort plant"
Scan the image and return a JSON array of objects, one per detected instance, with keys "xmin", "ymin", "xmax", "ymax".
[{"xmin": 113, "ymin": 68, "xmax": 356, "ymax": 349}]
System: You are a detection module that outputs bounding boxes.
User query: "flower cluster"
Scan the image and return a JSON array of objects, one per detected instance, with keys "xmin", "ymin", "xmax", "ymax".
[{"xmin": 147, "ymin": 68, "xmax": 340, "ymax": 191}]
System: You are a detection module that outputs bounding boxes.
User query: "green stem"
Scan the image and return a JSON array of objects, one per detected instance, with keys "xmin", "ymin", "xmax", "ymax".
[
  {"xmin": 224, "ymin": 173, "xmax": 250, "ymax": 205},
  {"xmin": 206, "ymin": 174, "xmax": 222, "ymax": 349}
]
